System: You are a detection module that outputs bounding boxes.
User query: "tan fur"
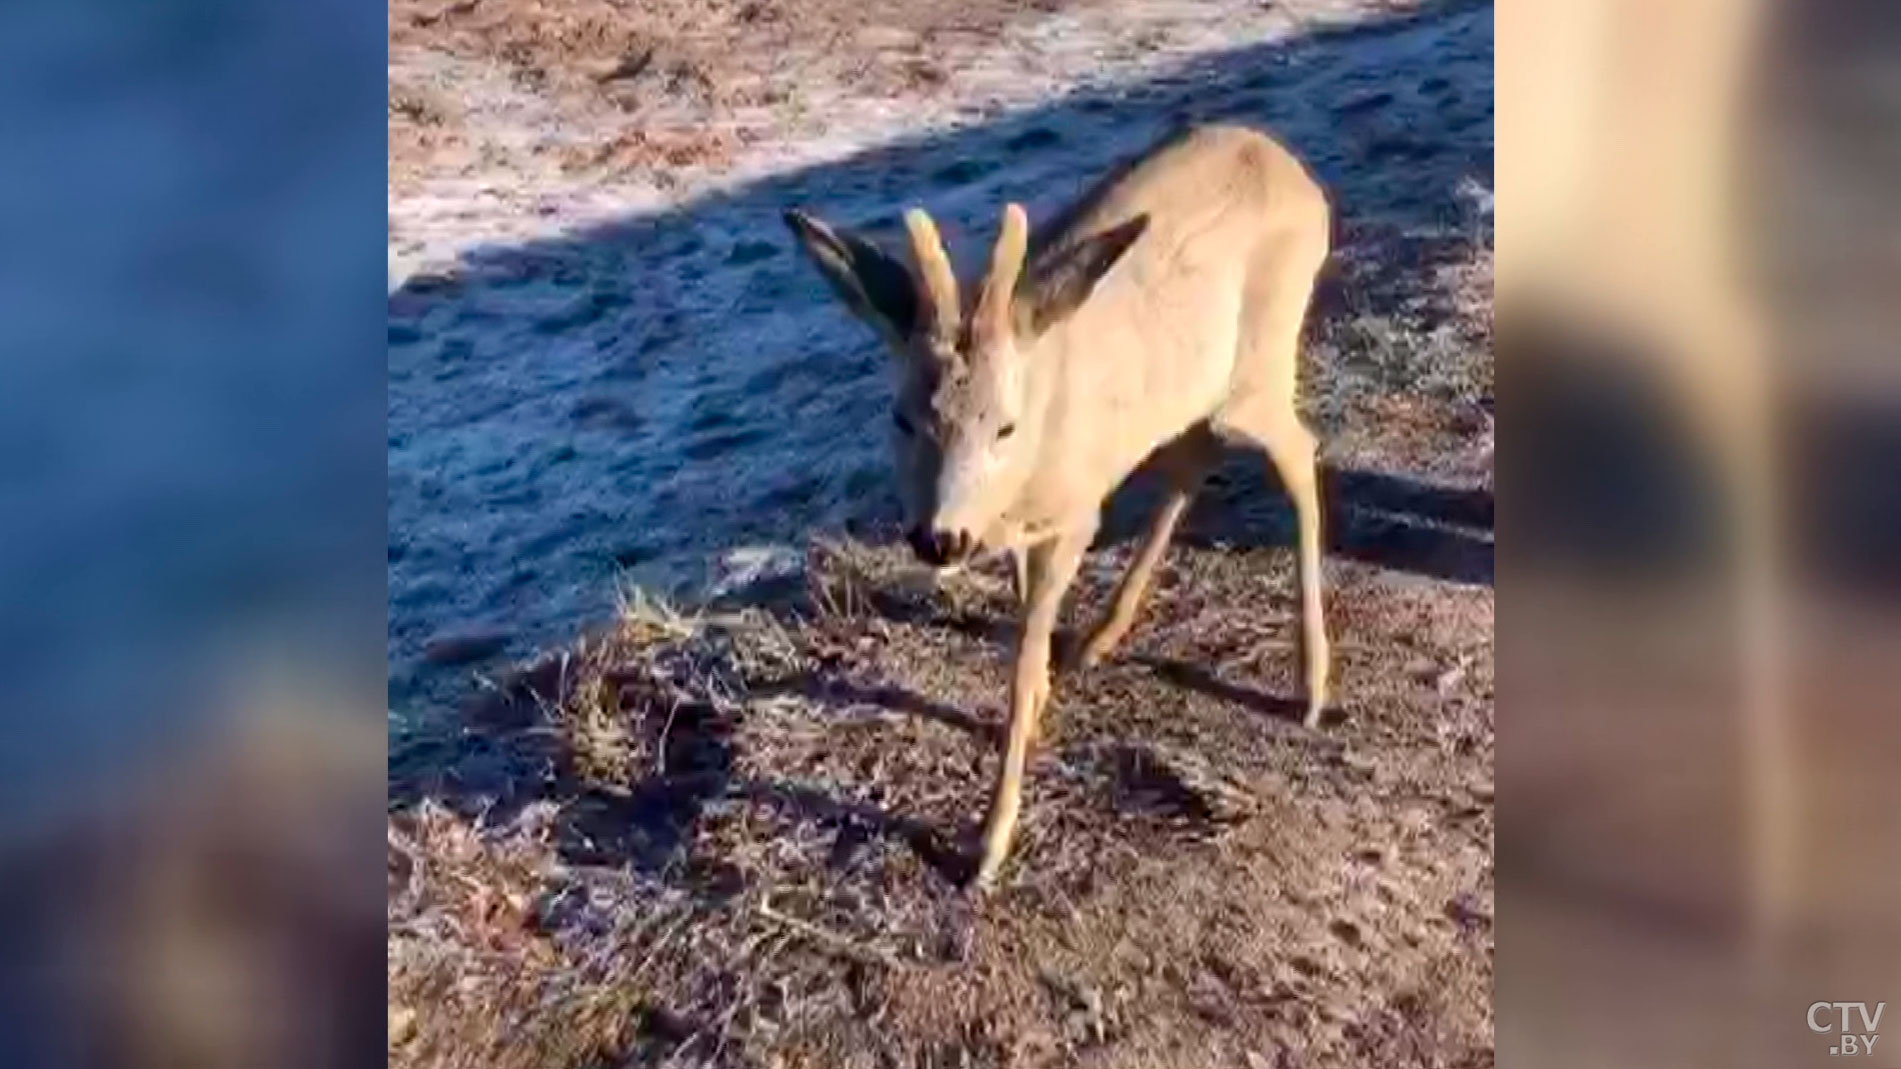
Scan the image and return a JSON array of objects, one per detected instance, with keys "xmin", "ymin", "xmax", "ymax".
[
  {"xmin": 789, "ymin": 124, "xmax": 1332, "ymax": 887},
  {"xmin": 1500, "ymin": 0, "xmax": 1789, "ymax": 956}
]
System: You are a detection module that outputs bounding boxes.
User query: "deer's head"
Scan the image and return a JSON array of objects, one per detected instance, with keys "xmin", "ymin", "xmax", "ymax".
[{"xmin": 785, "ymin": 202, "xmax": 1147, "ymax": 565}]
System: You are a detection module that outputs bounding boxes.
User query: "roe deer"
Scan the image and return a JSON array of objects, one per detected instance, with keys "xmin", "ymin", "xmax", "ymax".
[{"xmin": 785, "ymin": 123, "xmax": 1332, "ymax": 887}]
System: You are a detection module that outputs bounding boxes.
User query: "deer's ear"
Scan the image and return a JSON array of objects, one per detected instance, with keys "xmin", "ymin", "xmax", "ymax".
[
  {"xmin": 784, "ymin": 209, "xmax": 919, "ymax": 343},
  {"xmin": 1015, "ymin": 214, "xmax": 1150, "ymax": 337}
]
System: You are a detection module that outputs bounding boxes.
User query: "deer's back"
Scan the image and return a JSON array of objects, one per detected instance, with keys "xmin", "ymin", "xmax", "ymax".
[
  {"xmin": 1041, "ymin": 124, "xmax": 1327, "ymax": 258},
  {"xmin": 1032, "ymin": 125, "xmax": 1329, "ymax": 498}
]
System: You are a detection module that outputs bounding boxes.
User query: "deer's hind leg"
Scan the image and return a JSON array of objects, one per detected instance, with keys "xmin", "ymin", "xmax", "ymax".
[
  {"xmin": 1217, "ymin": 236, "xmax": 1331, "ymax": 726},
  {"xmin": 1220, "ymin": 401, "xmax": 1329, "ymax": 727},
  {"xmin": 1076, "ymin": 425, "xmax": 1222, "ymax": 669}
]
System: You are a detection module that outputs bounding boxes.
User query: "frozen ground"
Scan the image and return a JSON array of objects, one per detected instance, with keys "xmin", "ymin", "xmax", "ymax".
[{"xmin": 391, "ymin": 0, "xmax": 1446, "ymax": 282}]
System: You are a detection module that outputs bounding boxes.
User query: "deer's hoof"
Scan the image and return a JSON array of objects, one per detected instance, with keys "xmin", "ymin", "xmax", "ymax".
[
  {"xmin": 967, "ymin": 835, "xmax": 1013, "ymax": 893},
  {"xmin": 1303, "ymin": 699, "xmax": 1342, "ymax": 730},
  {"xmin": 966, "ymin": 860, "xmax": 1003, "ymax": 896},
  {"xmin": 1070, "ymin": 631, "xmax": 1120, "ymax": 672}
]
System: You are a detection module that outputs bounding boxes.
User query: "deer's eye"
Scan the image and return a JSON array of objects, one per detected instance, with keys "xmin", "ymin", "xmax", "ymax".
[
  {"xmin": 893, "ymin": 411, "xmax": 915, "ymax": 436},
  {"xmin": 997, "ymin": 422, "xmax": 1017, "ymax": 441}
]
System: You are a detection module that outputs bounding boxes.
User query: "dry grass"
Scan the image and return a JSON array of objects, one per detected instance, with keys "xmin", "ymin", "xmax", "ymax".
[
  {"xmin": 1304, "ymin": 198, "xmax": 1494, "ymax": 479},
  {"xmin": 390, "ymin": 532, "xmax": 1493, "ymax": 1068}
]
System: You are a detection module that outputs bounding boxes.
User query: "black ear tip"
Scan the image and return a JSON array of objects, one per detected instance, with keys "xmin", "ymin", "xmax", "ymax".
[{"xmin": 784, "ymin": 209, "xmax": 821, "ymax": 237}]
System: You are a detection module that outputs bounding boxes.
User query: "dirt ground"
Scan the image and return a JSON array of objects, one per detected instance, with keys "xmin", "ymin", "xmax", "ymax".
[
  {"xmin": 390, "ymin": 0, "xmax": 1063, "ymax": 186},
  {"xmin": 390, "ymin": 530, "xmax": 1493, "ymax": 1068},
  {"xmin": 388, "ymin": 1, "xmax": 1494, "ymax": 1066}
]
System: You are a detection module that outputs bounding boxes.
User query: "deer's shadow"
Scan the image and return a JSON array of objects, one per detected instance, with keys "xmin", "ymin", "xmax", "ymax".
[
  {"xmin": 1096, "ymin": 457, "xmax": 1493, "ymax": 587},
  {"xmin": 389, "ymin": 649, "xmax": 985, "ymax": 884}
]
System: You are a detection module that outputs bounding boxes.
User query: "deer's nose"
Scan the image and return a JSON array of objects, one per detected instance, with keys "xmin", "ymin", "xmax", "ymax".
[
  {"xmin": 907, "ymin": 526, "xmax": 974, "ymax": 567},
  {"xmin": 935, "ymin": 528, "xmax": 975, "ymax": 565},
  {"xmin": 906, "ymin": 525, "xmax": 945, "ymax": 566}
]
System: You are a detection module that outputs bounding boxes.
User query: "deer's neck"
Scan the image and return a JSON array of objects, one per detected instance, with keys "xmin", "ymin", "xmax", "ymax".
[{"xmin": 993, "ymin": 329, "xmax": 1093, "ymax": 539}]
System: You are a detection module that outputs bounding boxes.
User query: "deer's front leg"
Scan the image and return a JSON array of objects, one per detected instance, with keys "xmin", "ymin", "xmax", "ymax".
[{"xmin": 974, "ymin": 526, "xmax": 1092, "ymax": 890}]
